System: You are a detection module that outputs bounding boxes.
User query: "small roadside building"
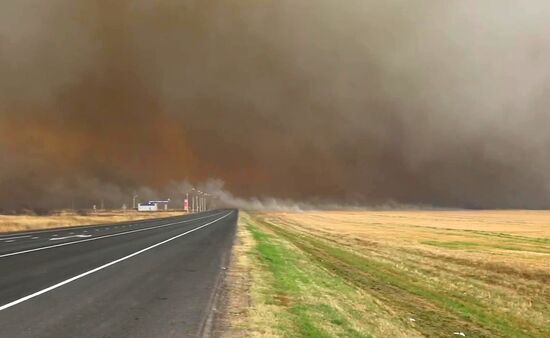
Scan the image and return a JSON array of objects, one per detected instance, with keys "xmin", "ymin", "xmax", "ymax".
[
  {"xmin": 137, "ymin": 202, "xmax": 158, "ymax": 211},
  {"xmin": 137, "ymin": 200, "xmax": 171, "ymax": 212}
]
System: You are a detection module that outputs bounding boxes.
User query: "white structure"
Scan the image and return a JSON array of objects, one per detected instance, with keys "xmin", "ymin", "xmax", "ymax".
[
  {"xmin": 137, "ymin": 199, "xmax": 171, "ymax": 212},
  {"xmin": 137, "ymin": 202, "xmax": 158, "ymax": 212}
]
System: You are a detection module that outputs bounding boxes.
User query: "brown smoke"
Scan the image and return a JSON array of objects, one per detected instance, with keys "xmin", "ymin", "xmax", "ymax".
[{"xmin": 1, "ymin": 0, "xmax": 550, "ymax": 211}]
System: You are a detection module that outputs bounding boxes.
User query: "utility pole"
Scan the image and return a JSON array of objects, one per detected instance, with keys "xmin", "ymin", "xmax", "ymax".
[
  {"xmin": 132, "ymin": 193, "xmax": 139, "ymax": 210},
  {"xmin": 191, "ymin": 188, "xmax": 196, "ymax": 213},
  {"xmin": 189, "ymin": 188, "xmax": 210, "ymax": 213}
]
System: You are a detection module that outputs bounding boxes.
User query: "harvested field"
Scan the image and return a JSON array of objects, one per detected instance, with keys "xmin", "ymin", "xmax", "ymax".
[
  {"xmin": 0, "ymin": 210, "xmax": 186, "ymax": 233},
  {"xmin": 233, "ymin": 211, "xmax": 550, "ymax": 338}
]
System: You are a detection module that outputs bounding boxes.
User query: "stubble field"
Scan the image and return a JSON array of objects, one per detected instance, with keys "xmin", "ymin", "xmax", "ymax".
[
  {"xmin": 0, "ymin": 210, "xmax": 186, "ymax": 233},
  {"xmin": 227, "ymin": 210, "xmax": 550, "ymax": 338}
]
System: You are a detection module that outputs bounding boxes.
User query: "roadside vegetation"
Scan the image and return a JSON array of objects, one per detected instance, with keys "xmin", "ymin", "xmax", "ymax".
[
  {"xmin": 228, "ymin": 211, "xmax": 550, "ymax": 337},
  {"xmin": 0, "ymin": 210, "xmax": 185, "ymax": 233}
]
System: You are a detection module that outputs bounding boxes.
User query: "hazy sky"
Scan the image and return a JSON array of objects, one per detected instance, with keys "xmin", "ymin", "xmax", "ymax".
[{"xmin": 1, "ymin": 1, "xmax": 550, "ymax": 210}]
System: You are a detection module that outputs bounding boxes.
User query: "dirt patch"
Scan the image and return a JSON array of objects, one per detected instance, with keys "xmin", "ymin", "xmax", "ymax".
[{"xmin": 211, "ymin": 215, "xmax": 254, "ymax": 337}]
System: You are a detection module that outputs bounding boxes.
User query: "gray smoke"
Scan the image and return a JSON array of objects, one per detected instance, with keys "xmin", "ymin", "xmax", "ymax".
[{"xmin": 1, "ymin": 0, "xmax": 550, "ymax": 211}]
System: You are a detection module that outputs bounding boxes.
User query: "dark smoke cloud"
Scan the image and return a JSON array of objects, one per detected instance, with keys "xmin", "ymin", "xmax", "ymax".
[{"xmin": 1, "ymin": 0, "xmax": 550, "ymax": 211}]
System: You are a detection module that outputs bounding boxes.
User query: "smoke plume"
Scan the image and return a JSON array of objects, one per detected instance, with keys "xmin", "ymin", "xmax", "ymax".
[{"xmin": 1, "ymin": 0, "xmax": 550, "ymax": 211}]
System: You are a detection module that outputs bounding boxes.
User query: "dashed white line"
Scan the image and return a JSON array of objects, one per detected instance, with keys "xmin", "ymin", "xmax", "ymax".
[
  {"xmin": 50, "ymin": 235, "xmax": 92, "ymax": 241},
  {"xmin": 0, "ymin": 216, "xmax": 182, "ymax": 238},
  {"xmin": 0, "ymin": 211, "xmax": 233, "ymax": 312},
  {"xmin": 0, "ymin": 213, "xmax": 225, "ymax": 259},
  {"xmin": 0, "ymin": 235, "xmax": 31, "ymax": 241}
]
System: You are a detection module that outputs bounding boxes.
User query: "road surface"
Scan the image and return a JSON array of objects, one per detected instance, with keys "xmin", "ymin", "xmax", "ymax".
[{"xmin": 0, "ymin": 209, "xmax": 237, "ymax": 338}]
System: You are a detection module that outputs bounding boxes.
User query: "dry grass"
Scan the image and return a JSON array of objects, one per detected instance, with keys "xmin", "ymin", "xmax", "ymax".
[
  {"xmin": 218, "ymin": 213, "xmax": 255, "ymax": 337},
  {"xmin": 235, "ymin": 210, "xmax": 550, "ymax": 338},
  {"xmin": 0, "ymin": 210, "xmax": 186, "ymax": 233},
  {"xmin": 264, "ymin": 210, "xmax": 550, "ymax": 272},
  {"xmin": 276, "ymin": 210, "xmax": 550, "ymax": 236},
  {"xmin": 220, "ymin": 212, "xmax": 291, "ymax": 338}
]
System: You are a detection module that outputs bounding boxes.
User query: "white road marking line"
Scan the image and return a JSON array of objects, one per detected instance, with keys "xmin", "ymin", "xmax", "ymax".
[
  {"xmin": 31, "ymin": 237, "xmax": 39, "ymax": 240},
  {"xmin": 4, "ymin": 240, "xmax": 15, "ymax": 243},
  {"xmin": 0, "ymin": 235, "xmax": 31, "ymax": 241},
  {"xmin": 50, "ymin": 235, "xmax": 92, "ymax": 241},
  {"xmin": 0, "ymin": 211, "xmax": 233, "ymax": 312},
  {"xmin": 0, "ymin": 215, "xmax": 185, "ymax": 238},
  {"xmin": 0, "ymin": 212, "xmax": 225, "ymax": 259}
]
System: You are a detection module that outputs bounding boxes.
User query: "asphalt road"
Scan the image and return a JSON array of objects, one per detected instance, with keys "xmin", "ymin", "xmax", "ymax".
[{"xmin": 0, "ymin": 209, "xmax": 237, "ymax": 338}]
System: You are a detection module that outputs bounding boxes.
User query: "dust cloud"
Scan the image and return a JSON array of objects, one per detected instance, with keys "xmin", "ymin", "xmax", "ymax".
[{"xmin": 1, "ymin": 1, "xmax": 550, "ymax": 211}]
